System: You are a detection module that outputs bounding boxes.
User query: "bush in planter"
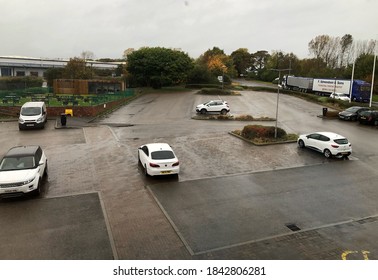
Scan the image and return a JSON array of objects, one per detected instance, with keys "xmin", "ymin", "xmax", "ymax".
[
  {"xmin": 241, "ymin": 125, "xmax": 287, "ymax": 140},
  {"xmin": 200, "ymin": 88, "xmax": 232, "ymax": 95}
]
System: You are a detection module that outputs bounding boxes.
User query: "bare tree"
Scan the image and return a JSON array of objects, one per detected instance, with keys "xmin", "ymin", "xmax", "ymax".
[
  {"xmin": 340, "ymin": 34, "xmax": 353, "ymax": 67},
  {"xmin": 353, "ymin": 39, "xmax": 376, "ymax": 57},
  {"xmin": 81, "ymin": 50, "xmax": 95, "ymax": 61},
  {"xmin": 309, "ymin": 35, "xmax": 376, "ymax": 68}
]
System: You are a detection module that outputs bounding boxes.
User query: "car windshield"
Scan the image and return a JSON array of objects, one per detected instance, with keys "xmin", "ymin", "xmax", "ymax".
[
  {"xmin": 21, "ymin": 107, "xmax": 41, "ymax": 116},
  {"xmin": 0, "ymin": 156, "xmax": 35, "ymax": 171},
  {"xmin": 151, "ymin": 150, "xmax": 175, "ymax": 160},
  {"xmin": 334, "ymin": 138, "xmax": 349, "ymax": 145},
  {"xmin": 345, "ymin": 107, "xmax": 360, "ymax": 113}
]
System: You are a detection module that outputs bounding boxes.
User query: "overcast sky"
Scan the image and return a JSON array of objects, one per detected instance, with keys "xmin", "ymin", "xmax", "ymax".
[{"xmin": 1, "ymin": 0, "xmax": 377, "ymax": 60}]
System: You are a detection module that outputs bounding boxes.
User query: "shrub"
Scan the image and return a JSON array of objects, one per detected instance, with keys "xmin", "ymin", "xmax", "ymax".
[
  {"xmin": 325, "ymin": 110, "xmax": 339, "ymax": 118},
  {"xmin": 185, "ymin": 84, "xmax": 221, "ymax": 89},
  {"xmin": 241, "ymin": 125, "xmax": 287, "ymax": 140},
  {"xmin": 234, "ymin": 114, "xmax": 254, "ymax": 121},
  {"xmin": 199, "ymin": 88, "xmax": 233, "ymax": 95}
]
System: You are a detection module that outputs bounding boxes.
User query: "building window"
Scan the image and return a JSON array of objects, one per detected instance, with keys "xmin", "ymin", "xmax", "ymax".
[
  {"xmin": 30, "ymin": 71, "xmax": 39, "ymax": 77},
  {"xmin": 1, "ymin": 68, "xmax": 12, "ymax": 76},
  {"xmin": 16, "ymin": 71, "xmax": 25, "ymax": 76}
]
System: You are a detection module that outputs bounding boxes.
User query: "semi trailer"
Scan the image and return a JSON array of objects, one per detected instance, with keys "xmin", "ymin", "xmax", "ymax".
[{"xmin": 281, "ymin": 75, "xmax": 371, "ymax": 102}]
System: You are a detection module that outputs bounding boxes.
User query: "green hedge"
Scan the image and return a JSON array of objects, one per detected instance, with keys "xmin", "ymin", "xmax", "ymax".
[
  {"xmin": 199, "ymin": 88, "xmax": 233, "ymax": 95},
  {"xmin": 0, "ymin": 77, "xmax": 44, "ymax": 90},
  {"xmin": 185, "ymin": 84, "xmax": 222, "ymax": 89}
]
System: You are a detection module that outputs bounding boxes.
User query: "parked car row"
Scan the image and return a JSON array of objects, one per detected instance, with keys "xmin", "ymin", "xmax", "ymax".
[{"xmin": 338, "ymin": 106, "xmax": 378, "ymax": 125}]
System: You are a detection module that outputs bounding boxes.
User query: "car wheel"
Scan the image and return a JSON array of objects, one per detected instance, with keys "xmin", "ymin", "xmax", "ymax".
[
  {"xmin": 44, "ymin": 162, "xmax": 48, "ymax": 177},
  {"xmin": 374, "ymin": 120, "xmax": 378, "ymax": 126},
  {"xmin": 220, "ymin": 109, "xmax": 227, "ymax": 115},
  {"xmin": 34, "ymin": 179, "xmax": 42, "ymax": 196},
  {"xmin": 324, "ymin": 149, "xmax": 332, "ymax": 158},
  {"xmin": 200, "ymin": 108, "xmax": 207, "ymax": 114},
  {"xmin": 298, "ymin": 139, "xmax": 305, "ymax": 148},
  {"xmin": 144, "ymin": 164, "xmax": 149, "ymax": 176},
  {"xmin": 351, "ymin": 116, "xmax": 356, "ymax": 121}
]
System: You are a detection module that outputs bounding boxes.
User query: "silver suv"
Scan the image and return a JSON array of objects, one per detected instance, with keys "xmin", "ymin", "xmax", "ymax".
[{"xmin": 196, "ymin": 100, "xmax": 230, "ymax": 115}]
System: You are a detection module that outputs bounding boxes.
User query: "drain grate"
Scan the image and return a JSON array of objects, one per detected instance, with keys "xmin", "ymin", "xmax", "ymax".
[{"xmin": 285, "ymin": 223, "xmax": 301, "ymax": 231}]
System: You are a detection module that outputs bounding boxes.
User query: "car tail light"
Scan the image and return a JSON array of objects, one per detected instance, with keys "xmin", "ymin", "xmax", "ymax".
[
  {"xmin": 331, "ymin": 144, "xmax": 339, "ymax": 148},
  {"xmin": 149, "ymin": 163, "xmax": 160, "ymax": 168},
  {"xmin": 172, "ymin": 161, "xmax": 179, "ymax": 167}
]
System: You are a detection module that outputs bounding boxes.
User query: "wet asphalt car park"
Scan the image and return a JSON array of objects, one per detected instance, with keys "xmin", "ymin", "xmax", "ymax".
[{"xmin": 0, "ymin": 89, "xmax": 377, "ymax": 259}]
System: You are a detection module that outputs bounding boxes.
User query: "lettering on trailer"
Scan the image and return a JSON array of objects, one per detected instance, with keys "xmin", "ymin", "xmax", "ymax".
[{"xmin": 314, "ymin": 79, "xmax": 351, "ymax": 94}]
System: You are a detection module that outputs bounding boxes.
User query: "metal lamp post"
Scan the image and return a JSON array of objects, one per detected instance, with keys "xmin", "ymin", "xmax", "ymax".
[
  {"xmin": 271, "ymin": 68, "xmax": 291, "ymax": 138},
  {"xmin": 370, "ymin": 42, "xmax": 377, "ymax": 108},
  {"xmin": 222, "ymin": 65, "xmax": 226, "ymax": 90}
]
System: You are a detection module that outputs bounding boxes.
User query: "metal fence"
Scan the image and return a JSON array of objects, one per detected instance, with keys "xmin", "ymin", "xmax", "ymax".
[{"xmin": 0, "ymin": 88, "xmax": 136, "ymax": 107}]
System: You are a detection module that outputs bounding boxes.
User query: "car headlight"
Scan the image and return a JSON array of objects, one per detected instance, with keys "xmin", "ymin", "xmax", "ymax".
[
  {"xmin": 37, "ymin": 117, "xmax": 43, "ymax": 122},
  {"xmin": 23, "ymin": 177, "xmax": 36, "ymax": 185},
  {"xmin": 19, "ymin": 117, "xmax": 25, "ymax": 123}
]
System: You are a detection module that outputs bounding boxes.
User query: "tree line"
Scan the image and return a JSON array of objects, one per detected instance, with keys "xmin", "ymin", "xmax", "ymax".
[{"xmin": 44, "ymin": 34, "xmax": 377, "ymax": 91}]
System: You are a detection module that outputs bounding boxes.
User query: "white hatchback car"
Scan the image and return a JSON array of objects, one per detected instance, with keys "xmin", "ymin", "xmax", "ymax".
[
  {"xmin": 297, "ymin": 132, "xmax": 352, "ymax": 158},
  {"xmin": 138, "ymin": 143, "xmax": 180, "ymax": 176},
  {"xmin": 196, "ymin": 100, "xmax": 230, "ymax": 115},
  {"xmin": 0, "ymin": 146, "xmax": 48, "ymax": 198}
]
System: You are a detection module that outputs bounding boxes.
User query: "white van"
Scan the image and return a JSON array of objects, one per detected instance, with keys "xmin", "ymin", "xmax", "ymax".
[{"xmin": 18, "ymin": 101, "xmax": 47, "ymax": 130}]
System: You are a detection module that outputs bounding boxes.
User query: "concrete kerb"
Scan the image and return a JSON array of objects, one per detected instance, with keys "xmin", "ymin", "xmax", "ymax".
[{"xmin": 228, "ymin": 131, "xmax": 297, "ymax": 146}]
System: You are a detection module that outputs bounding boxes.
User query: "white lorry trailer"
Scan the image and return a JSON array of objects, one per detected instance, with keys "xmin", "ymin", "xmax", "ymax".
[{"xmin": 281, "ymin": 75, "xmax": 371, "ymax": 102}]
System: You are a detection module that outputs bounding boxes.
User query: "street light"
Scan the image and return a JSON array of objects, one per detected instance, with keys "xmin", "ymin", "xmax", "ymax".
[
  {"xmin": 271, "ymin": 68, "xmax": 291, "ymax": 138},
  {"xmin": 221, "ymin": 65, "xmax": 227, "ymax": 90},
  {"xmin": 370, "ymin": 39, "xmax": 377, "ymax": 108}
]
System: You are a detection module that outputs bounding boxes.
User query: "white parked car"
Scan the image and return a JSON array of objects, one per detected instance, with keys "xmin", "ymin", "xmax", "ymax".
[
  {"xmin": 0, "ymin": 146, "xmax": 48, "ymax": 198},
  {"xmin": 138, "ymin": 143, "xmax": 180, "ymax": 176},
  {"xmin": 297, "ymin": 132, "xmax": 352, "ymax": 158},
  {"xmin": 196, "ymin": 100, "xmax": 230, "ymax": 115},
  {"xmin": 329, "ymin": 92, "xmax": 350, "ymax": 102}
]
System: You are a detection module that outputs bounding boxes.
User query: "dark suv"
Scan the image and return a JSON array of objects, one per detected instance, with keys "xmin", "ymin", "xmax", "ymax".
[{"xmin": 358, "ymin": 110, "xmax": 378, "ymax": 126}]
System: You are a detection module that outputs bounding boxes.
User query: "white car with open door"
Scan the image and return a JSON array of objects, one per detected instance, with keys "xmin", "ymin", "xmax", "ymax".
[{"xmin": 138, "ymin": 143, "xmax": 180, "ymax": 176}]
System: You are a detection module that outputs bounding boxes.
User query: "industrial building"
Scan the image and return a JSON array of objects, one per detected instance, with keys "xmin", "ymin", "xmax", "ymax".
[{"xmin": 0, "ymin": 56, "xmax": 123, "ymax": 78}]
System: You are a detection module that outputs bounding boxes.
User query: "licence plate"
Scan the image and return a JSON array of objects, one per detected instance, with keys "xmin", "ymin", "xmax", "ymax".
[
  {"xmin": 26, "ymin": 124, "xmax": 35, "ymax": 127},
  {"xmin": 160, "ymin": 171, "xmax": 172, "ymax": 174},
  {"xmin": 4, "ymin": 189, "xmax": 19, "ymax": 193}
]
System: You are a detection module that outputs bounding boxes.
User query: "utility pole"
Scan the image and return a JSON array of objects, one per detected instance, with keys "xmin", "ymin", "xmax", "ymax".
[
  {"xmin": 271, "ymin": 68, "xmax": 291, "ymax": 138},
  {"xmin": 370, "ymin": 43, "xmax": 376, "ymax": 108}
]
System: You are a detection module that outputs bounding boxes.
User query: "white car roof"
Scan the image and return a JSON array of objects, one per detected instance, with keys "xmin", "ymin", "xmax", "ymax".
[
  {"xmin": 314, "ymin": 132, "xmax": 346, "ymax": 139},
  {"xmin": 144, "ymin": 143, "xmax": 173, "ymax": 152},
  {"xmin": 22, "ymin": 101, "xmax": 45, "ymax": 108}
]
